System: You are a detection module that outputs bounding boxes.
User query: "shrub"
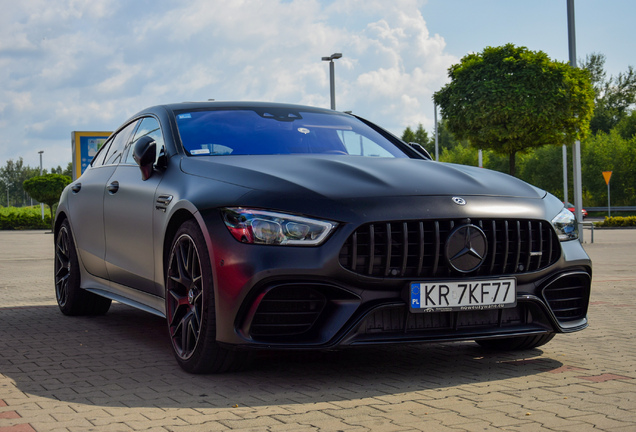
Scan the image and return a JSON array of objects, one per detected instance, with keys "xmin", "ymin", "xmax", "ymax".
[
  {"xmin": 594, "ymin": 216, "xmax": 636, "ymax": 228},
  {"xmin": 0, "ymin": 206, "xmax": 51, "ymax": 230}
]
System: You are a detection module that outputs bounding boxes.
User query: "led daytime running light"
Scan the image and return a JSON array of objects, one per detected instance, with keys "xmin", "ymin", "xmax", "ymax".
[{"xmin": 222, "ymin": 208, "xmax": 337, "ymax": 246}]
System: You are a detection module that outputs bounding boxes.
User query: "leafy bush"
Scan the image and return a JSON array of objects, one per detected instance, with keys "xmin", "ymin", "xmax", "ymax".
[
  {"xmin": 595, "ymin": 216, "xmax": 636, "ymax": 227},
  {"xmin": 0, "ymin": 206, "xmax": 51, "ymax": 230},
  {"xmin": 23, "ymin": 173, "xmax": 70, "ymax": 229}
]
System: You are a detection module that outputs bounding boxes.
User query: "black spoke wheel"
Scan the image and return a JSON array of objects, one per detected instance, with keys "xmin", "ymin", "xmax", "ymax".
[
  {"xmin": 165, "ymin": 219, "xmax": 247, "ymax": 373},
  {"xmin": 166, "ymin": 232, "xmax": 204, "ymax": 360},
  {"xmin": 55, "ymin": 224, "xmax": 72, "ymax": 308},
  {"xmin": 54, "ymin": 220, "xmax": 111, "ymax": 316}
]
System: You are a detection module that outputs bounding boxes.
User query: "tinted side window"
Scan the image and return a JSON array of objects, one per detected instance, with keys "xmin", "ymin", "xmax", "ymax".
[
  {"xmin": 91, "ymin": 137, "xmax": 114, "ymax": 167},
  {"xmin": 103, "ymin": 121, "xmax": 138, "ymax": 166},
  {"xmin": 126, "ymin": 117, "xmax": 165, "ymax": 164}
]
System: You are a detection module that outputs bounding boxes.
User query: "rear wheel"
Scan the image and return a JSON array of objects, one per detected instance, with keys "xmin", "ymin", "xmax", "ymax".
[
  {"xmin": 54, "ymin": 220, "xmax": 112, "ymax": 316},
  {"xmin": 475, "ymin": 333, "xmax": 555, "ymax": 350},
  {"xmin": 165, "ymin": 219, "xmax": 245, "ymax": 373}
]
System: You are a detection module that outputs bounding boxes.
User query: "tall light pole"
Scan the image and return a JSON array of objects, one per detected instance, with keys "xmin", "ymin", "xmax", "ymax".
[
  {"xmin": 563, "ymin": 144, "xmax": 568, "ymax": 204},
  {"xmin": 567, "ymin": 0, "xmax": 584, "ymax": 242},
  {"xmin": 38, "ymin": 150, "xmax": 44, "ymax": 220},
  {"xmin": 434, "ymin": 103, "xmax": 439, "ymax": 161},
  {"xmin": 322, "ymin": 53, "xmax": 342, "ymax": 110}
]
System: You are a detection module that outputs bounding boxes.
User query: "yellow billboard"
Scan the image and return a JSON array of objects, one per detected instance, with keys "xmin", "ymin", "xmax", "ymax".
[{"xmin": 71, "ymin": 131, "xmax": 112, "ymax": 180}]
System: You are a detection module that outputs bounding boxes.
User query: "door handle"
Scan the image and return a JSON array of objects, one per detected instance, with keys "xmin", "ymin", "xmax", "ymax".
[
  {"xmin": 107, "ymin": 181, "xmax": 119, "ymax": 194},
  {"xmin": 71, "ymin": 183, "xmax": 81, "ymax": 193}
]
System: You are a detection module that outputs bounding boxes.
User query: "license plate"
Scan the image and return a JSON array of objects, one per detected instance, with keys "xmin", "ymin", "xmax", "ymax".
[{"xmin": 409, "ymin": 278, "xmax": 516, "ymax": 312}]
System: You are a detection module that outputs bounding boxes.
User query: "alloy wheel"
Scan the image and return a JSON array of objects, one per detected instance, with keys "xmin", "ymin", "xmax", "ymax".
[
  {"xmin": 166, "ymin": 234, "xmax": 204, "ymax": 360},
  {"xmin": 55, "ymin": 226, "xmax": 71, "ymax": 307}
]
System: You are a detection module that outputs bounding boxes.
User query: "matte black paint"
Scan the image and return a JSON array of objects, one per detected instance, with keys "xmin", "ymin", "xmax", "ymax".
[{"xmin": 55, "ymin": 101, "xmax": 592, "ymax": 357}]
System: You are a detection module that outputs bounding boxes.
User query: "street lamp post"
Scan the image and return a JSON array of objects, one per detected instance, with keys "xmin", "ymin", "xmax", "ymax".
[
  {"xmin": 434, "ymin": 103, "xmax": 439, "ymax": 161},
  {"xmin": 322, "ymin": 53, "xmax": 342, "ymax": 110},
  {"xmin": 39, "ymin": 150, "xmax": 44, "ymax": 220},
  {"xmin": 567, "ymin": 0, "xmax": 584, "ymax": 243}
]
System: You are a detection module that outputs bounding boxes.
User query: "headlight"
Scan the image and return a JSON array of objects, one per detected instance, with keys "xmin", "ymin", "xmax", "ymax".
[
  {"xmin": 222, "ymin": 208, "xmax": 338, "ymax": 246},
  {"xmin": 551, "ymin": 207, "xmax": 579, "ymax": 241}
]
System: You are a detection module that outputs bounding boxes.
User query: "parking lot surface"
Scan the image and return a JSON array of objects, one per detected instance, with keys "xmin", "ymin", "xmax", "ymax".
[{"xmin": 1, "ymin": 229, "xmax": 635, "ymax": 431}]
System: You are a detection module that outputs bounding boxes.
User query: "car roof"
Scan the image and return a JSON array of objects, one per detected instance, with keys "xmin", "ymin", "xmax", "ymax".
[{"xmin": 147, "ymin": 101, "xmax": 340, "ymax": 115}]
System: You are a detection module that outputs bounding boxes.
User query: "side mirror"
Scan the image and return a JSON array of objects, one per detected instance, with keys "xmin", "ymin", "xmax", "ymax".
[
  {"xmin": 408, "ymin": 142, "xmax": 433, "ymax": 160},
  {"xmin": 133, "ymin": 136, "xmax": 156, "ymax": 181}
]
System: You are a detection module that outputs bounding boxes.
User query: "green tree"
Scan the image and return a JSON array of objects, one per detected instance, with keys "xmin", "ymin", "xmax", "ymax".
[
  {"xmin": 580, "ymin": 53, "xmax": 636, "ymax": 134},
  {"xmin": 614, "ymin": 110, "xmax": 636, "ymax": 139},
  {"xmin": 580, "ymin": 131, "xmax": 636, "ymax": 207},
  {"xmin": 402, "ymin": 124, "xmax": 432, "ymax": 149},
  {"xmin": 401, "ymin": 126, "xmax": 416, "ymax": 144},
  {"xmin": 438, "ymin": 141, "xmax": 479, "ymax": 166},
  {"xmin": 22, "ymin": 174, "xmax": 71, "ymax": 228},
  {"xmin": 0, "ymin": 158, "xmax": 39, "ymax": 207},
  {"xmin": 434, "ymin": 44, "xmax": 595, "ymax": 176},
  {"xmin": 413, "ymin": 124, "xmax": 431, "ymax": 148},
  {"xmin": 516, "ymin": 144, "xmax": 567, "ymax": 199},
  {"xmin": 49, "ymin": 162, "xmax": 73, "ymax": 178}
]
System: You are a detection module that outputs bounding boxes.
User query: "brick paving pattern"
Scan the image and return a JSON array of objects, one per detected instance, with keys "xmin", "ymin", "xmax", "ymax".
[{"xmin": 1, "ymin": 229, "xmax": 635, "ymax": 431}]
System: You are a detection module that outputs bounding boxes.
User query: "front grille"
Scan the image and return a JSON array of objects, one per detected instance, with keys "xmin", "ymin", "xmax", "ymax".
[
  {"xmin": 543, "ymin": 273, "xmax": 590, "ymax": 322},
  {"xmin": 250, "ymin": 285, "xmax": 327, "ymax": 337},
  {"xmin": 339, "ymin": 219, "xmax": 561, "ymax": 278}
]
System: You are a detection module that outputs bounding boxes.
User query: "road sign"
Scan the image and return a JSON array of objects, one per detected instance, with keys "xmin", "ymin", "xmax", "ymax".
[{"xmin": 602, "ymin": 171, "xmax": 612, "ymax": 216}]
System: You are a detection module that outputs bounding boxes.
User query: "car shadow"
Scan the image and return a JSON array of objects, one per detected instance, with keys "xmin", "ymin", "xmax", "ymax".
[{"xmin": 0, "ymin": 303, "xmax": 563, "ymax": 409}]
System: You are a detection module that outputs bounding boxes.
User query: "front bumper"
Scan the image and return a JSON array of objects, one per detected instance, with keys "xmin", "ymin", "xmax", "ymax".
[{"xmin": 201, "ymin": 210, "xmax": 591, "ymax": 350}]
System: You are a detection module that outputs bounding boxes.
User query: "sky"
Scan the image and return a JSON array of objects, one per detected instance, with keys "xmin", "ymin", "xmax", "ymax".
[{"xmin": 1, "ymin": 0, "xmax": 634, "ymax": 171}]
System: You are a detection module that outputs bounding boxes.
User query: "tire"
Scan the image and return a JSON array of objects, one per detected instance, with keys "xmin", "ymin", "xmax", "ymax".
[
  {"xmin": 54, "ymin": 220, "xmax": 112, "ymax": 316},
  {"xmin": 165, "ymin": 219, "xmax": 246, "ymax": 374},
  {"xmin": 475, "ymin": 333, "xmax": 555, "ymax": 351}
]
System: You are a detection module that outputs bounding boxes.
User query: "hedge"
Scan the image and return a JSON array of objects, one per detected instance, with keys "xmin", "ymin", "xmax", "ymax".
[
  {"xmin": 594, "ymin": 216, "xmax": 636, "ymax": 228},
  {"xmin": 0, "ymin": 207, "xmax": 51, "ymax": 230}
]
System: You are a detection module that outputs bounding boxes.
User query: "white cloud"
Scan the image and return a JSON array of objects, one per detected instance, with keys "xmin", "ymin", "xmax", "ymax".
[{"xmin": 0, "ymin": 0, "xmax": 456, "ymax": 169}]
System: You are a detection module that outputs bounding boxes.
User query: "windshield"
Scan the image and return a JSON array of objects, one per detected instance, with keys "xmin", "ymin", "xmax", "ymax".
[{"xmin": 175, "ymin": 108, "xmax": 408, "ymax": 158}]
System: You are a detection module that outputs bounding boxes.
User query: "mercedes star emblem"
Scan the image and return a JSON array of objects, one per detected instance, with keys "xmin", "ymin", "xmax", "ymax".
[
  {"xmin": 452, "ymin": 197, "xmax": 466, "ymax": 205},
  {"xmin": 445, "ymin": 224, "xmax": 488, "ymax": 273}
]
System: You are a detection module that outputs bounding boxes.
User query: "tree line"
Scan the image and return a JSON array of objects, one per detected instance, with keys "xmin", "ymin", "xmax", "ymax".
[
  {"xmin": 404, "ymin": 50, "xmax": 636, "ymax": 208},
  {"xmin": 0, "ymin": 160, "xmax": 72, "ymax": 207}
]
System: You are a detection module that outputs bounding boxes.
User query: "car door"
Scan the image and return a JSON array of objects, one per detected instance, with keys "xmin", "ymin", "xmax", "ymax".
[
  {"xmin": 67, "ymin": 124, "xmax": 135, "ymax": 280},
  {"xmin": 103, "ymin": 116, "xmax": 166, "ymax": 296}
]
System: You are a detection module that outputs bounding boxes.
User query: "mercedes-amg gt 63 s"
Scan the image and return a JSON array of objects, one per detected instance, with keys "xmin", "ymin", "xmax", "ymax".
[{"xmin": 54, "ymin": 102, "xmax": 591, "ymax": 373}]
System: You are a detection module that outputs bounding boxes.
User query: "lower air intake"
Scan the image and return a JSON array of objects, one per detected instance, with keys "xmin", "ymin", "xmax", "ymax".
[
  {"xmin": 250, "ymin": 285, "xmax": 327, "ymax": 337},
  {"xmin": 543, "ymin": 272, "xmax": 591, "ymax": 322}
]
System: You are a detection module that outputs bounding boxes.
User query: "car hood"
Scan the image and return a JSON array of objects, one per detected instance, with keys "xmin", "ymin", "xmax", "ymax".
[{"xmin": 180, "ymin": 155, "xmax": 545, "ymax": 200}]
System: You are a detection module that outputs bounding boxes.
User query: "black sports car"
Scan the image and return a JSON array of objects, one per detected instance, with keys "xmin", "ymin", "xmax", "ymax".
[{"xmin": 54, "ymin": 101, "xmax": 591, "ymax": 373}]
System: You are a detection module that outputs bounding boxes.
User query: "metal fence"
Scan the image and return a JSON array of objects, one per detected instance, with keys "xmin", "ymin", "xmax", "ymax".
[{"xmin": 585, "ymin": 206, "xmax": 636, "ymax": 212}]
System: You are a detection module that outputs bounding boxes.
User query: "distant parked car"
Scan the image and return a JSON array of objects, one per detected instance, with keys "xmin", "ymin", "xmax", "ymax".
[
  {"xmin": 54, "ymin": 101, "xmax": 592, "ymax": 373},
  {"xmin": 564, "ymin": 202, "xmax": 588, "ymax": 219}
]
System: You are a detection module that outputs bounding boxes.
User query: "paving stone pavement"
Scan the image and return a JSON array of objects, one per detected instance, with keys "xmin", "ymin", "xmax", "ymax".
[{"xmin": 0, "ymin": 229, "xmax": 635, "ymax": 432}]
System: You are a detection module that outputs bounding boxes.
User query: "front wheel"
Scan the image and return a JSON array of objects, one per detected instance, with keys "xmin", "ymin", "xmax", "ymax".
[
  {"xmin": 54, "ymin": 220, "xmax": 111, "ymax": 316},
  {"xmin": 475, "ymin": 333, "xmax": 555, "ymax": 351},
  {"xmin": 165, "ymin": 219, "xmax": 246, "ymax": 373}
]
